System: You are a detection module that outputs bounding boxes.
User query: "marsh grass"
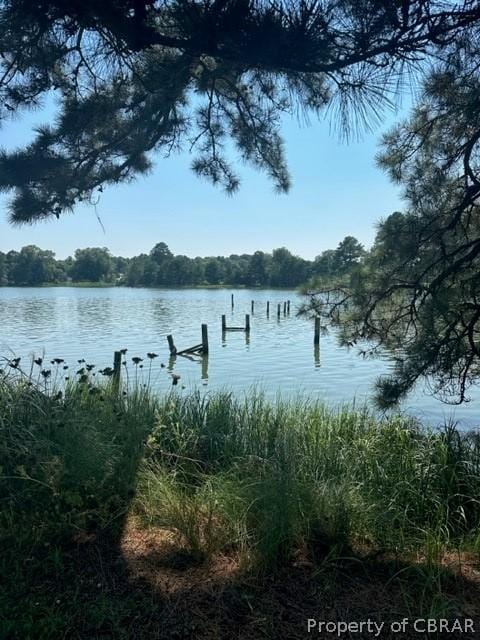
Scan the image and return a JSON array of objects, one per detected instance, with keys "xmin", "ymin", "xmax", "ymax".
[
  {"xmin": 1, "ymin": 367, "xmax": 480, "ymax": 637},
  {"xmin": 0, "ymin": 369, "xmax": 157, "ymax": 545},
  {"xmin": 134, "ymin": 390, "xmax": 480, "ymax": 571}
]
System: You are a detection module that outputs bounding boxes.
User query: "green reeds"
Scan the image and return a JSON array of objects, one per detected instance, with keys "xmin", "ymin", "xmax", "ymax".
[
  {"xmin": 0, "ymin": 372, "xmax": 157, "ymax": 546},
  {"xmin": 137, "ymin": 391, "xmax": 480, "ymax": 568},
  {"xmin": 2, "ymin": 374, "xmax": 480, "ymax": 570},
  {"xmin": 3, "ymin": 368, "xmax": 480, "ymax": 638}
]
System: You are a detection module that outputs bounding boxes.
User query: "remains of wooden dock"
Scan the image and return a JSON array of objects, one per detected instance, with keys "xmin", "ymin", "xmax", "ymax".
[
  {"xmin": 167, "ymin": 324, "xmax": 209, "ymax": 357},
  {"xmin": 222, "ymin": 314, "xmax": 251, "ymax": 332},
  {"xmin": 113, "ymin": 350, "xmax": 122, "ymax": 391},
  {"xmin": 103, "ymin": 299, "xmax": 311, "ymax": 394}
]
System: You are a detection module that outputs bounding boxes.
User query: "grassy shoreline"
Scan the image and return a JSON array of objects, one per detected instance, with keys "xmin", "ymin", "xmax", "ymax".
[{"xmin": 1, "ymin": 375, "xmax": 479, "ymax": 638}]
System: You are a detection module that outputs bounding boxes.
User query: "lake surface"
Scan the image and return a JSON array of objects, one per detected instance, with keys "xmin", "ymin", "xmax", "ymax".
[{"xmin": 0, "ymin": 287, "xmax": 478, "ymax": 429}]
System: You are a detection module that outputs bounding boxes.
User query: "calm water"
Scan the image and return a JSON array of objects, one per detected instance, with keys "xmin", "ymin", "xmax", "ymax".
[{"xmin": 0, "ymin": 287, "xmax": 478, "ymax": 429}]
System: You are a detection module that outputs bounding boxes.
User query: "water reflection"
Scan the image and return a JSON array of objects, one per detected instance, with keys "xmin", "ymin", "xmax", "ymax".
[
  {"xmin": 24, "ymin": 299, "xmax": 55, "ymax": 328},
  {"xmin": 0, "ymin": 286, "xmax": 478, "ymax": 429},
  {"xmin": 314, "ymin": 344, "xmax": 320, "ymax": 368},
  {"xmin": 76, "ymin": 297, "xmax": 112, "ymax": 327},
  {"xmin": 221, "ymin": 327, "xmax": 250, "ymax": 348},
  {"xmin": 201, "ymin": 354, "xmax": 209, "ymax": 381},
  {"xmin": 151, "ymin": 298, "xmax": 174, "ymax": 326},
  {"xmin": 1, "ymin": 298, "xmax": 54, "ymax": 338}
]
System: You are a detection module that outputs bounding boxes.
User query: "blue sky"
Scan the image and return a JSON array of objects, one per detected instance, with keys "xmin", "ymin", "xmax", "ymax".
[{"xmin": 0, "ymin": 100, "xmax": 406, "ymax": 260}]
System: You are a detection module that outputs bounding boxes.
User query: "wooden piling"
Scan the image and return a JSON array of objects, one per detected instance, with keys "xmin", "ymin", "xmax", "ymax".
[
  {"xmin": 287, "ymin": 300, "xmax": 290, "ymax": 314},
  {"xmin": 266, "ymin": 301, "xmax": 270, "ymax": 315},
  {"xmin": 201, "ymin": 354, "xmax": 209, "ymax": 380},
  {"xmin": 251, "ymin": 300, "xmax": 254, "ymax": 313},
  {"xmin": 113, "ymin": 350, "xmax": 122, "ymax": 390},
  {"xmin": 245, "ymin": 314, "xmax": 250, "ymax": 332},
  {"xmin": 167, "ymin": 334, "xmax": 177, "ymax": 355},
  {"xmin": 201, "ymin": 324, "xmax": 209, "ymax": 354},
  {"xmin": 283, "ymin": 301, "xmax": 287, "ymax": 315},
  {"xmin": 314, "ymin": 343, "xmax": 320, "ymax": 367},
  {"xmin": 314, "ymin": 317, "xmax": 320, "ymax": 345},
  {"xmin": 231, "ymin": 293, "xmax": 234, "ymax": 308},
  {"xmin": 222, "ymin": 314, "xmax": 226, "ymax": 331},
  {"xmin": 277, "ymin": 303, "xmax": 281, "ymax": 319}
]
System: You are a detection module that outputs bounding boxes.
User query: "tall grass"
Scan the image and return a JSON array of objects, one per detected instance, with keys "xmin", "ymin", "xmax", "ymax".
[
  {"xmin": 1, "ymin": 370, "xmax": 479, "ymax": 570},
  {"xmin": 136, "ymin": 391, "xmax": 480, "ymax": 569},
  {"xmin": 0, "ymin": 373, "xmax": 157, "ymax": 547},
  {"xmin": 3, "ymin": 367, "xmax": 480, "ymax": 637}
]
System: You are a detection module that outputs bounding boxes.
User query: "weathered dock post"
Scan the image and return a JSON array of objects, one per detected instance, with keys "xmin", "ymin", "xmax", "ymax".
[
  {"xmin": 287, "ymin": 300, "xmax": 291, "ymax": 314},
  {"xmin": 251, "ymin": 300, "xmax": 254, "ymax": 313},
  {"xmin": 113, "ymin": 350, "xmax": 122, "ymax": 391},
  {"xmin": 245, "ymin": 314, "xmax": 251, "ymax": 333},
  {"xmin": 314, "ymin": 317, "xmax": 320, "ymax": 346},
  {"xmin": 314, "ymin": 343, "xmax": 320, "ymax": 367},
  {"xmin": 231, "ymin": 293, "xmax": 234, "ymax": 308},
  {"xmin": 283, "ymin": 301, "xmax": 287, "ymax": 315},
  {"xmin": 266, "ymin": 301, "xmax": 270, "ymax": 316},
  {"xmin": 222, "ymin": 314, "xmax": 226, "ymax": 331},
  {"xmin": 201, "ymin": 324, "xmax": 209, "ymax": 354},
  {"xmin": 277, "ymin": 303, "xmax": 281, "ymax": 319},
  {"xmin": 201, "ymin": 354, "xmax": 209, "ymax": 380},
  {"xmin": 167, "ymin": 334, "xmax": 177, "ymax": 355}
]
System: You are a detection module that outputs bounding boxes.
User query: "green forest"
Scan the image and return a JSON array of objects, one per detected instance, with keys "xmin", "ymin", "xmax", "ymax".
[{"xmin": 0, "ymin": 236, "xmax": 365, "ymax": 287}]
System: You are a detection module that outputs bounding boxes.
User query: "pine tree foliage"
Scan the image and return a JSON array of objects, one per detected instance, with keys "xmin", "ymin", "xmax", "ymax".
[
  {"xmin": 0, "ymin": 1, "xmax": 479, "ymax": 222},
  {"xmin": 303, "ymin": 62, "xmax": 480, "ymax": 406}
]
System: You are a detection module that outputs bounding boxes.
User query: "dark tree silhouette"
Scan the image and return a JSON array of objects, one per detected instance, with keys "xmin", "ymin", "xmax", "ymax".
[
  {"xmin": 304, "ymin": 64, "xmax": 480, "ymax": 407},
  {"xmin": 0, "ymin": 1, "xmax": 479, "ymax": 223}
]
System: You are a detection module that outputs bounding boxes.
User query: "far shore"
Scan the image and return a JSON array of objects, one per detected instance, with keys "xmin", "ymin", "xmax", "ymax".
[{"xmin": 0, "ymin": 282, "xmax": 300, "ymax": 290}]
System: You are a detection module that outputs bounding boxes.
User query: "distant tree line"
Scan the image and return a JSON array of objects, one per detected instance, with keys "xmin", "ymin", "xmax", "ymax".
[{"xmin": 0, "ymin": 237, "xmax": 365, "ymax": 288}]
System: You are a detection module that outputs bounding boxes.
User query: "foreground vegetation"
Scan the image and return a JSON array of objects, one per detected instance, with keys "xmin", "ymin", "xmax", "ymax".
[{"xmin": 1, "ymin": 370, "xmax": 480, "ymax": 638}]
